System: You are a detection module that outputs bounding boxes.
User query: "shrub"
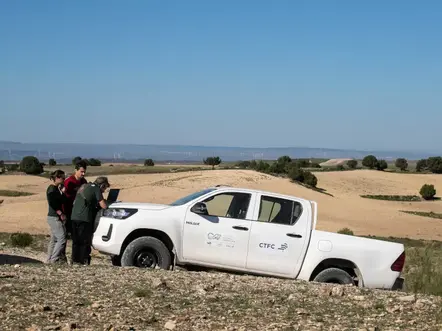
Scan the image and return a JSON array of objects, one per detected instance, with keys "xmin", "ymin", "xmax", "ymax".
[
  {"xmin": 255, "ymin": 160, "xmax": 270, "ymax": 172},
  {"xmin": 420, "ymin": 184, "xmax": 436, "ymax": 200},
  {"xmin": 362, "ymin": 155, "xmax": 378, "ymax": 169},
  {"xmin": 337, "ymin": 228, "xmax": 354, "ymax": 235},
  {"xmin": 395, "ymin": 158, "xmax": 408, "ymax": 171},
  {"xmin": 427, "ymin": 157, "xmax": 442, "ymax": 174},
  {"xmin": 10, "ymin": 232, "xmax": 33, "ymax": 247},
  {"xmin": 336, "ymin": 165, "xmax": 345, "ymax": 171},
  {"xmin": 376, "ymin": 159, "xmax": 388, "ymax": 171},
  {"xmin": 72, "ymin": 156, "xmax": 82, "ymax": 165},
  {"xmin": 48, "ymin": 158, "xmax": 57, "ymax": 166},
  {"xmin": 88, "ymin": 158, "xmax": 102, "ymax": 166},
  {"xmin": 303, "ymin": 171, "xmax": 318, "ymax": 187},
  {"xmin": 310, "ymin": 162, "xmax": 321, "ymax": 168},
  {"xmin": 144, "ymin": 159, "xmax": 155, "ymax": 167},
  {"xmin": 203, "ymin": 156, "xmax": 221, "ymax": 169},
  {"xmin": 288, "ymin": 166, "xmax": 305, "ymax": 182},
  {"xmin": 19, "ymin": 156, "xmax": 43, "ymax": 175},
  {"xmin": 416, "ymin": 159, "xmax": 428, "ymax": 172},
  {"xmin": 347, "ymin": 159, "xmax": 357, "ymax": 169}
]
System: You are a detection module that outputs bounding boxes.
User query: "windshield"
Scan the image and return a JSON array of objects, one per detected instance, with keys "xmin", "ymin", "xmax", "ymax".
[{"xmin": 169, "ymin": 188, "xmax": 216, "ymax": 206}]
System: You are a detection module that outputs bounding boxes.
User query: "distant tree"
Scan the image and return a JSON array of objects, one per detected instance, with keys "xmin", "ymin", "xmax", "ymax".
[
  {"xmin": 395, "ymin": 158, "xmax": 408, "ymax": 171},
  {"xmin": 347, "ymin": 159, "xmax": 358, "ymax": 169},
  {"xmin": 362, "ymin": 155, "xmax": 378, "ymax": 169},
  {"xmin": 427, "ymin": 156, "xmax": 442, "ymax": 174},
  {"xmin": 203, "ymin": 156, "xmax": 222, "ymax": 170},
  {"xmin": 0, "ymin": 160, "xmax": 4, "ymax": 174},
  {"xmin": 72, "ymin": 156, "xmax": 82, "ymax": 165},
  {"xmin": 20, "ymin": 156, "xmax": 44, "ymax": 175},
  {"xmin": 416, "ymin": 159, "xmax": 428, "ymax": 172},
  {"xmin": 336, "ymin": 165, "xmax": 345, "ymax": 171},
  {"xmin": 88, "ymin": 158, "xmax": 102, "ymax": 166},
  {"xmin": 376, "ymin": 159, "xmax": 388, "ymax": 171},
  {"xmin": 48, "ymin": 158, "xmax": 57, "ymax": 166},
  {"xmin": 144, "ymin": 159, "xmax": 155, "ymax": 166},
  {"xmin": 420, "ymin": 184, "xmax": 436, "ymax": 200}
]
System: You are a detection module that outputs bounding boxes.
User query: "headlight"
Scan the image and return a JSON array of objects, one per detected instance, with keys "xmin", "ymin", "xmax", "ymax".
[{"xmin": 102, "ymin": 208, "xmax": 138, "ymax": 219}]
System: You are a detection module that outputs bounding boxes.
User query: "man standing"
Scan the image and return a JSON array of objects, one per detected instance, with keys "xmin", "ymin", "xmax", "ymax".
[
  {"xmin": 63, "ymin": 160, "xmax": 88, "ymax": 236},
  {"xmin": 70, "ymin": 176, "xmax": 110, "ymax": 265}
]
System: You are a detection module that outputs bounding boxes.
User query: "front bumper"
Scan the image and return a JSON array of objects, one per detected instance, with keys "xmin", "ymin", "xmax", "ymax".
[{"xmin": 392, "ymin": 277, "xmax": 405, "ymax": 291}]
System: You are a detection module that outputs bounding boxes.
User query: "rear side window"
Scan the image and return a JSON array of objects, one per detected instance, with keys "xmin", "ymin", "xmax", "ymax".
[{"xmin": 257, "ymin": 195, "xmax": 303, "ymax": 225}]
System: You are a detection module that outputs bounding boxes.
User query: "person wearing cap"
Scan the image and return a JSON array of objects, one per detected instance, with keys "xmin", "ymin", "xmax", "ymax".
[{"xmin": 70, "ymin": 176, "xmax": 110, "ymax": 265}]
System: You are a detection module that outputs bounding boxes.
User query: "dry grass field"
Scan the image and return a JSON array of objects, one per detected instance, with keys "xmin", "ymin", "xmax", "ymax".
[{"xmin": 1, "ymin": 167, "xmax": 442, "ymax": 240}]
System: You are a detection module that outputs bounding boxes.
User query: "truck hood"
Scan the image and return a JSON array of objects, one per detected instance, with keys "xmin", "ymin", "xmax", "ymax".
[{"xmin": 108, "ymin": 202, "xmax": 172, "ymax": 211}]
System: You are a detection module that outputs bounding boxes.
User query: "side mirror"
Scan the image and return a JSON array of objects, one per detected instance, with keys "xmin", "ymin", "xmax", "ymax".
[{"xmin": 191, "ymin": 202, "xmax": 208, "ymax": 215}]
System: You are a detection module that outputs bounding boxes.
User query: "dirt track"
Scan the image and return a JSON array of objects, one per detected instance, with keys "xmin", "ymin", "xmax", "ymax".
[{"xmin": 1, "ymin": 169, "xmax": 442, "ymax": 240}]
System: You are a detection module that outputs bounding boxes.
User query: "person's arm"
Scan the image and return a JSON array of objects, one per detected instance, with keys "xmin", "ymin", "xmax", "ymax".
[{"xmin": 95, "ymin": 187, "xmax": 108, "ymax": 210}]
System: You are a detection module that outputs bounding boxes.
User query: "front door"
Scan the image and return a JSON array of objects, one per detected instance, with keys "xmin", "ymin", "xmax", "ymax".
[
  {"xmin": 246, "ymin": 194, "xmax": 311, "ymax": 277},
  {"xmin": 182, "ymin": 191, "xmax": 255, "ymax": 269}
]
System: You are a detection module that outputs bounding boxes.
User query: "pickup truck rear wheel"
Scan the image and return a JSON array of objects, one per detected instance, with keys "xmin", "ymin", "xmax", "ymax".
[
  {"xmin": 121, "ymin": 236, "xmax": 172, "ymax": 269},
  {"xmin": 313, "ymin": 267, "xmax": 355, "ymax": 285}
]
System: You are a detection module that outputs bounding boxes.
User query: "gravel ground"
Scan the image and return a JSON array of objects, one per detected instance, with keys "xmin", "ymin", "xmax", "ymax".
[{"xmin": 1, "ymin": 247, "xmax": 441, "ymax": 331}]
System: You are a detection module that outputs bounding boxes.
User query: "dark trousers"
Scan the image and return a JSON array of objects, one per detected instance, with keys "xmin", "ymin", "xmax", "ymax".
[{"xmin": 71, "ymin": 220, "xmax": 93, "ymax": 265}]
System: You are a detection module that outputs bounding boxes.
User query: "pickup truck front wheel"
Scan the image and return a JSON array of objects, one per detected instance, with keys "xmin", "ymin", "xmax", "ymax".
[
  {"xmin": 121, "ymin": 236, "xmax": 172, "ymax": 270},
  {"xmin": 313, "ymin": 267, "xmax": 355, "ymax": 285}
]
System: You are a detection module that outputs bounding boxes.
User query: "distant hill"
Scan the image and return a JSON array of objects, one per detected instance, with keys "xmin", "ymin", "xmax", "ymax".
[{"xmin": 0, "ymin": 141, "xmax": 438, "ymax": 162}]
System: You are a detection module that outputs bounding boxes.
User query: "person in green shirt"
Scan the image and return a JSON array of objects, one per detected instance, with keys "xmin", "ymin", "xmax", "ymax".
[{"xmin": 70, "ymin": 176, "xmax": 110, "ymax": 265}]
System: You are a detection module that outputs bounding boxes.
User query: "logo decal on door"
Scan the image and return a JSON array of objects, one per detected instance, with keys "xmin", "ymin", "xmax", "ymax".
[{"xmin": 259, "ymin": 242, "xmax": 288, "ymax": 251}]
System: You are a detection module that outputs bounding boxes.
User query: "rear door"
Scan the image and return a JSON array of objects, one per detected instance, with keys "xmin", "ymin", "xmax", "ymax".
[
  {"xmin": 182, "ymin": 190, "xmax": 256, "ymax": 269},
  {"xmin": 245, "ymin": 193, "xmax": 312, "ymax": 277}
]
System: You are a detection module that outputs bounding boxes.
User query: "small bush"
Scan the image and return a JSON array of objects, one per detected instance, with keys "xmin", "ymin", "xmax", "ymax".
[
  {"xmin": 376, "ymin": 159, "xmax": 388, "ymax": 171},
  {"xmin": 203, "ymin": 156, "xmax": 222, "ymax": 169},
  {"xmin": 362, "ymin": 155, "xmax": 378, "ymax": 169},
  {"xmin": 19, "ymin": 156, "xmax": 44, "ymax": 175},
  {"xmin": 336, "ymin": 165, "xmax": 345, "ymax": 171},
  {"xmin": 88, "ymin": 158, "xmax": 102, "ymax": 166},
  {"xmin": 144, "ymin": 159, "xmax": 155, "ymax": 167},
  {"xmin": 420, "ymin": 184, "xmax": 436, "ymax": 200},
  {"xmin": 337, "ymin": 228, "xmax": 354, "ymax": 235},
  {"xmin": 347, "ymin": 160, "xmax": 357, "ymax": 169},
  {"xmin": 10, "ymin": 232, "xmax": 33, "ymax": 247},
  {"xmin": 288, "ymin": 166, "xmax": 305, "ymax": 182},
  {"xmin": 48, "ymin": 158, "xmax": 57, "ymax": 166},
  {"xmin": 395, "ymin": 158, "xmax": 408, "ymax": 171},
  {"xmin": 303, "ymin": 171, "xmax": 318, "ymax": 187}
]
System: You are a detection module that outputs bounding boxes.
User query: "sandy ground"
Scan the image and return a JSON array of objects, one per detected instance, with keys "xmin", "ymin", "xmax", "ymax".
[{"xmin": 1, "ymin": 169, "xmax": 442, "ymax": 240}]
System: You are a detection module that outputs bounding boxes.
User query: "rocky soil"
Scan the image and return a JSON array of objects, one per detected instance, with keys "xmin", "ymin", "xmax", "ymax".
[{"xmin": 1, "ymin": 247, "xmax": 441, "ymax": 331}]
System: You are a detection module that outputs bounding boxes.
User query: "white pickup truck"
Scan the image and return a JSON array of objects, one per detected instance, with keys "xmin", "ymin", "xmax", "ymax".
[{"xmin": 92, "ymin": 185, "xmax": 405, "ymax": 290}]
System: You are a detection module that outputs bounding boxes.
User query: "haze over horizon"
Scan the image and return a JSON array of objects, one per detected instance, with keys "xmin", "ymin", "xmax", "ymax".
[{"xmin": 2, "ymin": 1, "xmax": 442, "ymax": 153}]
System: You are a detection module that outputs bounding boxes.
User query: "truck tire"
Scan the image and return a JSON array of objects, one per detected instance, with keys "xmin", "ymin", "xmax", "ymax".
[
  {"xmin": 313, "ymin": 267, "xmax": 354, "ymax": 285},
  {"xmin": 120, "ymin": 236, "xmax": 172, "ymax": 270}
]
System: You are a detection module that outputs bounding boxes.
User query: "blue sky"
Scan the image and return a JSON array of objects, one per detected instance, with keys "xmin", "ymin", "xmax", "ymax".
[{"xmin": 1, "ymin": 1, "xmax": 441, "ymax": 152}]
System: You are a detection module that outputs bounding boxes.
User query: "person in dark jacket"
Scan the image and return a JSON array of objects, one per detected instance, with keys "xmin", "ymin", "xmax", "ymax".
[
  {"xmin": 70, "ymin": 176, "xmax": 110, "ymax": 265},
  {"xmin": 46, "ymin": 169, "xmax": 67, "ymax": 264}
]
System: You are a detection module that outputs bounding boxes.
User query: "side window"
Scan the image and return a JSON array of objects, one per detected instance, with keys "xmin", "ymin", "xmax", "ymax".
[
  {"xmin": 202, "ymin": 192, "xmax": 251, "ymax": 219},
  {"xmin": 258, "ymin": 195, "xmax": 303, "ymax": 225}
]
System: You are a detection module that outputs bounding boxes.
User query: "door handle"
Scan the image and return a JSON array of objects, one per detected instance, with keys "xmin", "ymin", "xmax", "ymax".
[
  {"xmin": 232, "ymin": 226, "xmax": 249, "ymax": 231},
  {"xmin": 286, "ymin": 233, "xmax": 302, "ymax": 238}
]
